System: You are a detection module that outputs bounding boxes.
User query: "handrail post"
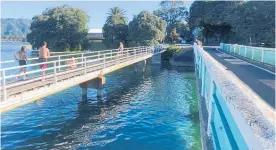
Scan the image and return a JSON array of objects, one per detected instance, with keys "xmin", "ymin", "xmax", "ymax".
[
  {"xmin": 104, "ymin": 54, "xmax": 106, "ymax": 68},
  {"xmin": 82, "ymin": 54, "xmax": 84, "ymax": 66},
  {"xmin": 84, "ymin": 57, "xmax": 87, "ymax": 74},
  {"xmin": 1, "ymin": 70, "xmax": 6, "ymax": 101},
  {"xmin": 54, "ymin": 61, "xmax": 57, "ymax": 84},
  {"xmin": 58, "ymin": 56, "xmax": 61, "ymax": 71},
  {"xmin": 252, "ymin": 48, "xmax": 254, "ymax": 60},
  {"xmin": 261, "ymin": 48, "xmax": 264, "ymax": 62},
  {"xmin": 135, "ymin": 48, "xmax": 136, "ymax": 59},
  {"xmin": 245, "ymin": 46, "xmax": 247, "ymax": 57}
]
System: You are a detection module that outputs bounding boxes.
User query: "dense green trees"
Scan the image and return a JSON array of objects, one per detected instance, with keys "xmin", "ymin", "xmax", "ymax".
[
  {"xmin": 154, "ymin": 1, "xmax": 190, "ymax": 42},
  {"xmin": 189, "ymin": 1, "xmax": 275, "ymax": 46},
  {"xmin": 128, "ymin": 11, "xmax": 167, "ymax": 46},
  {"xmin": 27, "ymin": 5, "xmax": 88, "ymax": 51},
  {"xmin": 103, "ymin": 7, "xmax": 128, "ymax": 48},
  {"xmin": 1, "ymin": 18, "xmax": 31, "ymax": 38}
]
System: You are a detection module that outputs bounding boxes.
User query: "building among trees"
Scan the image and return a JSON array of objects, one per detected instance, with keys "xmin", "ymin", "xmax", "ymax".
[{"xmin": 87, "ymin": 29, "xmax": 104, "ymax": 40}]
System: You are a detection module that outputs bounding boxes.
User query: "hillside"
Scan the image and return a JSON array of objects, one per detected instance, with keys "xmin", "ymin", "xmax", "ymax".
[{"xmin": 1, "ymin": 18, "xmax": 32, "ymax": 38}]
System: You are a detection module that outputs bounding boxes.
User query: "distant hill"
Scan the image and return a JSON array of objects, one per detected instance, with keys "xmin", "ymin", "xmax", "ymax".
[{"xmin": 1, "ymin": 18, "xmax": 32, "ymax": 38}]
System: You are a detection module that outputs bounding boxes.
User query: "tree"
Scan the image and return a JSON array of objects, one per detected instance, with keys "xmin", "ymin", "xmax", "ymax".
[
  {"xmin": 189, "ymin": 1, "xmax": 275, "ymax": 46},
  {"xmin": 106, "ymin": 7, "xmax": 127, "ymax": 24},
  {"xmin": 170, "ymin": 28, "xmax": 178, "ymax": 43},
  {"xmin": 154, "ymin": 1, "xmax": 189, "ymax": 26},
  {"xmin": 27, "ymin": 5, "xmax": 88, "ymax": 51},
  {"xmin": 128, "ymin": 11, "xmax": 167, "ymax": 46},
  {"xmin": 175, "ymin": 21, "xmax": 193, "ymax": 42},
  {"xmin": 103, "ymin": 7, "xmax": 128, "ymax": 48},
  {"xmin": 154, "ymin": 1, "xmax": 189, "ymax": 42}
]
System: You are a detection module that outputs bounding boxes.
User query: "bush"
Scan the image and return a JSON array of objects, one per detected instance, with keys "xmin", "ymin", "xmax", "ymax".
[{"xmin": 162, "ymin": 46, "xmax": 181, "ymax": 60}]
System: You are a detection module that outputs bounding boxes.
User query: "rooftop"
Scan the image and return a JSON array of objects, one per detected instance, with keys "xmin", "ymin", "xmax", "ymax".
[{"xmin": 88, "ymin": 29, "xmax": 103, "ymax": 34}]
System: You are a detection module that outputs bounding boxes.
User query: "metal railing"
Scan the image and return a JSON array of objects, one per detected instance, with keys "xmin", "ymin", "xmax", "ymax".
[
  {"xmin": 0, "ymin": 46, "xmax": 164, "ymax": 102},
  {"xmin": 1, "ymin": 47, "xmax": 129, "ymax": 66},
  {"xmin": 220, "ymin": 43, "xmax": 275, "ymax": 66}
]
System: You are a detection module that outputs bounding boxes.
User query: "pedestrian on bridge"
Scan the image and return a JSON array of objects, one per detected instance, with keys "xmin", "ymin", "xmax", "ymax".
[
  {"xmin": 14, "ymin": 46, "xmax": 28, "ymax": 80},
  {"xmin": 118, "ymin": 42, "xmax": 124, "ymax": 57},
  {"xmin": 39, "ymin": 41, "xmax": 50, "ymax": 81}
]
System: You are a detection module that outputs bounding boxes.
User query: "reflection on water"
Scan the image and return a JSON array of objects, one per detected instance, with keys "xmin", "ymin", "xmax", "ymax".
[{"xmin": 1, "ymin": 48, "xmax": 201, "ymax": 149}]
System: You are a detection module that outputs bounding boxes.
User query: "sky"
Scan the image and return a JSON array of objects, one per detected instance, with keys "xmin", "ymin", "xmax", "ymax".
[{"xmin": 1, "ymin": 1, "xmax": 193, "ymax": 29}]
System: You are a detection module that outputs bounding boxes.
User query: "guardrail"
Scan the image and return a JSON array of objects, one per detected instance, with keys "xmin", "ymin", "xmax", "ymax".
[
  {"xmin": 1, "ymin": 46, "xmax": 164, "ymax": 102},
  {"xmin": 220, "ymin": 43, "xmax": 275, "ymax": 66},
  {"xmin": 194, "ymin": 44, "xmax": 274, "ymax": 149}
]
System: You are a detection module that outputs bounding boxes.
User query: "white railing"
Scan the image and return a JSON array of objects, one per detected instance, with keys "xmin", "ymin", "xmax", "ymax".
[
  {"xmin": 0, "ymin": 46, "xmax": 164, "ymax": 102},
  {"xmin": 0, "ymin": 48, "xmax": 123, "ymax": 65}
]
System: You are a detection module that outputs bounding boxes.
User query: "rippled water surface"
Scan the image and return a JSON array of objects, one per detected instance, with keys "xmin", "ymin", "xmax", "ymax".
[{"xmin": 1, "ymin": 43, "xmax": 201, "ymax": 150}]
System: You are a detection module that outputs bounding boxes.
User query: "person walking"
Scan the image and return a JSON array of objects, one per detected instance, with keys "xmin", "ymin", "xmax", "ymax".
[
  {"xmin": 118, "ymin": 42, "xmax": 124, "ymax": 57},
  {"xmin": 39, "ymin": 41, "xmax": 50, "ymax": 81},
  {"xmin": 14, "ymin": 46, "xmax": 28, "ymax": 80}
]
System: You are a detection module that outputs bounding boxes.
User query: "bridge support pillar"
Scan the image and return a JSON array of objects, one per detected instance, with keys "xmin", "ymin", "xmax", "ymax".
[
  {"xmin": 82, "ymin": 87, "xmax": 87, "ymax": 99},
  {"xmin": 79, "ymin": 74, "xmax": 106, "ymax": 98},
  {"xmin": 135, "ymin": 59, "xmax": 147, "ymax": 72},
  {"xmin": 152, "ymin": 53, "xmax": 161, "ymax": 64}
]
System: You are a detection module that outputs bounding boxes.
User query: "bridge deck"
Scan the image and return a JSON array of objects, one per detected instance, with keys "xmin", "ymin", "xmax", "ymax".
[{"xmin": 204, "ymin": 47, "xmax": 275, "ymax": 109}]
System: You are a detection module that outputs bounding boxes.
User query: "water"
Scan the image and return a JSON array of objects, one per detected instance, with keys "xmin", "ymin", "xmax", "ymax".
[{"xmin": 1, "ymin": 43, "xmax": 201, "ymax": 150}]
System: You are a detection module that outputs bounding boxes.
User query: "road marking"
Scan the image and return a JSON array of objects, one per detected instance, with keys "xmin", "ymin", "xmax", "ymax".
[{"xmin": 216, "ymin": 48, "xmax": 275, "ymax": 75}]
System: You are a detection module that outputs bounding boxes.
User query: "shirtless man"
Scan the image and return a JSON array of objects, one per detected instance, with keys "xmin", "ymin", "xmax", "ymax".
[
  {"xmin": 14, "ymin": 46, "xmax": 27, "ymax": 80},
  {"xmin": 39, "ymin": 41, "xmax": 50, "ymax": 81}
]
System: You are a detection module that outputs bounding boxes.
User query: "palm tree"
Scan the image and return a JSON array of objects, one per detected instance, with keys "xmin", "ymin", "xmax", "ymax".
[{"xmin": 106, "ymin": 7, "xmax": 127, "ymax": 25}]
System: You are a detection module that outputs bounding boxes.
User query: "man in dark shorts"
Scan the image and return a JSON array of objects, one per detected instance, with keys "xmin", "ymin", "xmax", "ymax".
[
  {"xmin": 14, "ymin": 46, "xmax": 27, "ymax": 80},
  {"xmin": 39, "ymin": 41, "xmax": 50, "ymax": 81}
]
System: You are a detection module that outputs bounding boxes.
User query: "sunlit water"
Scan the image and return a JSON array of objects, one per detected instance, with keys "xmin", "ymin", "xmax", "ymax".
[{"xmin": 1, "ymin": 42, "xmax": 201, "ymax": 150}]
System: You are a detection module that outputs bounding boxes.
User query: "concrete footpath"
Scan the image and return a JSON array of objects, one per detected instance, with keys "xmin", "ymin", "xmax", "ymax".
[{"xmin": 204, "ymin": 47, "xmax": 275, "ymax": 109}]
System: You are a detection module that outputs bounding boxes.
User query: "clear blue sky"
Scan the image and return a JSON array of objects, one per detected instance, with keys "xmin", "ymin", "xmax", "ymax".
[{"xmin": 1, "ymin": 1, "xmax": 193, "ymax": 29}]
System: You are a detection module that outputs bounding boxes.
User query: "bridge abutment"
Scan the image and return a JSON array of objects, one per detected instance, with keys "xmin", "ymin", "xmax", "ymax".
[{"xmin": 151, "ymin": 53, "xmax": 162, "ymax": 64}]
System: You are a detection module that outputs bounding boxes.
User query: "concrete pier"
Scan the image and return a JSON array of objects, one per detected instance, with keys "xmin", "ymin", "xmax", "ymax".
[
  {"xmin": 152, "ymin": 53, "xmax": 162, "ymax": 64},
  {"xmin": 79, "ymin": 73, "xmax": 106, "ymax": 98}
]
